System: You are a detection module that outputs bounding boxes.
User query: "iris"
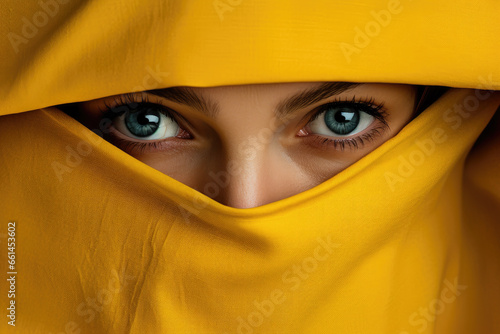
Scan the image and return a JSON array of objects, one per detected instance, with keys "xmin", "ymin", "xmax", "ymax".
[
  {"xmin": 324, "ymin": 107, "xmax": 360, "ymax": 135},
  {"xmin": 125, "ymin": 108, "xmax": 161, "ymax": 137}
]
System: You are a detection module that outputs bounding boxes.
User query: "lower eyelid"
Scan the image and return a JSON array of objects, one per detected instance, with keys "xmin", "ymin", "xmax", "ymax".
[
  {"xmin": 304, "ymin": 123, "xmax": 389, "ymax": 151},
  {"xmin": 104, "ymin": 128, "xmax": 192, "ymax": 155}
]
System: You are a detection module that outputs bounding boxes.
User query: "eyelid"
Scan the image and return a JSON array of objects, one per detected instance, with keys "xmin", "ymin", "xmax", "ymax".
[
  {"xmin": 99, "ymin": 93, "xmax": 173, "ymax": 117},
  {"xmin": 305, "ymin": 124, "xmax": 388, "ymax": 151},
  {"xmin": 307, "ymin": 96, "xmax": 388, "ymax": 124}
]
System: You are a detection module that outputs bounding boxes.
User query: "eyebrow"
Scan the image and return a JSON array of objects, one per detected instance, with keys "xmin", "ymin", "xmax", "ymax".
[
  {"xmin": 275, "ymin": 82, "xmax": 359, "ymax": 119},
  {"xmin": 148, "ymin": 87, "xmax": 220, "ymax": 118},
  {"xmin": 148, "ymin": 82, "xmax": 359, "ymax": 119}
]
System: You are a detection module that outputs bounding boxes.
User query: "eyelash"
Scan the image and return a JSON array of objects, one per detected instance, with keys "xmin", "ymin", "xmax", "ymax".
[
  {"xmin": 98, "ymin": 94, "xmax": 389, "ymax": 153},
  {"xmin": 100, "ymin": 93, "xmax": 176, "ymax": 120}
]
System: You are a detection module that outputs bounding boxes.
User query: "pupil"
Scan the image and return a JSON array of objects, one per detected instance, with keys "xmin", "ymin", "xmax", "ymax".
[
  {"xmin": 138, "ymin": 112, "xmax": 159, "ymax": 125},
  {"xmin": 334, "ymin": 109, "xmax": 355, "ymax": 123}
]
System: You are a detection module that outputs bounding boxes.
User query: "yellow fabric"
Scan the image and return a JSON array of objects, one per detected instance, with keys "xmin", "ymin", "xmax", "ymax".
[{"xmin": 1, "ymin": 1, "xmax": 500, "ymax": 333}]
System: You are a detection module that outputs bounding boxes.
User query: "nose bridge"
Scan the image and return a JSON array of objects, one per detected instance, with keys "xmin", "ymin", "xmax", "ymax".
[
  {"xmin": 217, "ymin": 131, "xmax": 273, "ymax": 208},
  {"xmin": 200, "ymin": 115, "xmax": 290, "ymax": 208},
  {"xmin": 198, "ymin": 88, "xmax": 292, "ymax": 208}
]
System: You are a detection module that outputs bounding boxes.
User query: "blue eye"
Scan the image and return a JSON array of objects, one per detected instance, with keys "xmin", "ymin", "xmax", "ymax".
[
  {"xmin": 113, "ymin": 103, "xmax": 180, "ymax": 140},
  {"xmin": 324, "ymin": 106, "xmax": 360, "ymax": 135},
  {"xmin": 308, "ymin": 103, "xmax": 375, "ymax": 137},
  {"xmin": 125, "ymin": 108, "xmax": 161, "ymax": 137}
]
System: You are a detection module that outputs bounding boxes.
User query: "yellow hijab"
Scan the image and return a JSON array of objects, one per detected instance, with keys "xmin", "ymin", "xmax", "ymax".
[{"xmin": 1, "ymin": 0, "xmax": 500, "ymax": 333}]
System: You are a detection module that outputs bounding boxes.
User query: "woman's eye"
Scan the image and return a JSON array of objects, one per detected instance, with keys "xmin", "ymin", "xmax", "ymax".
[
  {"xmin": 308, "ymin": 104, "xmax": 376, "ymax": 137},
  {"xmin": 113, "ymin": 103, "xmax": 180, "ymax": 140}
]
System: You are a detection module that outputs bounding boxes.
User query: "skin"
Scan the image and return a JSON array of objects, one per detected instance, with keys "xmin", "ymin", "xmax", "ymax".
[{"xmin": 74, "ymin": 82, "xmax": 416, "ymax": 208}]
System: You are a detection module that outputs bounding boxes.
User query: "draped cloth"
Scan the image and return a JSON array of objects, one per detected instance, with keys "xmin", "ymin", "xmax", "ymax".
[{"xmin": 1, "ymin": 0, "xmax": 499, "ymax": 333}]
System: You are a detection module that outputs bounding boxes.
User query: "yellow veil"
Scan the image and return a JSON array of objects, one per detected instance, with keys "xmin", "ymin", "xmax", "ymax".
[{"xmin": 1, "ymin": 0, "xmax": 500, "ymax": 333}]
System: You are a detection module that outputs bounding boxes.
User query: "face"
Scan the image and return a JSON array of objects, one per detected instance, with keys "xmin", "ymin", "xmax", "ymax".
[{"xmin": 73, "ymin": 82, "xmax": 417, "ymax": 208}]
